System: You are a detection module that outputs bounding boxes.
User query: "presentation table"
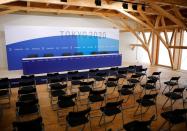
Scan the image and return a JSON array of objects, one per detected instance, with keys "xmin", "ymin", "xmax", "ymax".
[{"xmin": 22, "ymin": 54, "xmax": 122, "ymax": 75}]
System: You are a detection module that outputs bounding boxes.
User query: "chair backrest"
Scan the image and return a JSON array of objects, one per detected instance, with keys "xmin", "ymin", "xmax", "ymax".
[
  {"xmin": 0, "ymin": 78, "xmax": 10, "ymax": 89},
  {"xmin": 152, "ymin": 71, "xmax": 161, "ymax": 76},
  {"xmin": 105, "ymin": 99, "xmax": 124, "ymax": 109},
  {"xmin": 142, "ymin": 93, "xmax": 158, "ymax": 100},
  {"xmin": 20, "ymin": 75, "xmax": 35, "ymax": 87},
  {"xmin": 68, "ymin": 107, "xmax": 91, "ymax": 117},
  {"xmin": 107, "ymin": 77, "xmax": 119, "ymax": 82},
  {"xmin": 16, "ymin": 99, "xmax": 38, "ymax": 107},
  {"xmin": 47, "ymin": 72, "xmax": 59, "ymax": 78},
  {"xmin": 170, "ymin": 76, "xmax": 180, "ymax": 82},
  {"xmin": 121, "ymin": 84, "xmax": 135, "ymax": 89},
  {"xmin": 58, "ymin": 93, "xmax": 77, "ymax": 101},
  {"xmin": 110, "ymin": 67, "xmax": 119, "ymax": 71},
  {"xmin": 89, "ymin": 88, "xmax": 106, "ymax": 95},
  {"xmin": 135, "ymin": 65, "xmax": 143, "ymax": 72},
  {"xmin": 13, "ymin": 117, "xmax": 43, "ymax": 131},
  {"xmin": 118, "ymin": 70, "xmax": 128, "ymax": 75},
  {"xmin": 96, "ymin": 72, "xmax": 107, "ymax": 77},
  {"xmin": 47, "ymin": 73, "xmax": 61, "ymax": 83},
  {"xmin": 88, "ymin": 69, "xmax": 99, "ymax": 77},
  {"xmin": 18, "ymin": 87, "xmax": 36, "ymax": 95},
  {"xmin": 80, "ymin": 81, "xmax": 94, "ymax": 86}
]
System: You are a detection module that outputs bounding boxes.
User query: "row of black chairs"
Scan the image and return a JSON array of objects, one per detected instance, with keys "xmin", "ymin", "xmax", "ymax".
[
  {"xmin": 1, "ymin": 65, "xmax": 187, "ymax": 131},
  {"xmin": 13, "ymin": 75, "xmax": 43, "ymax": 131}
]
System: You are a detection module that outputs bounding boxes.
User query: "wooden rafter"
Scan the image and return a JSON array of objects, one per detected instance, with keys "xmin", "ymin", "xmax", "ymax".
[
  {"xmin": 119, "ymin": 20, "xmax": 152, "ymax": 63},
  {"xmin": 99, "ymin": 15, "xmax": 124, "ymax": 30},
  {"xmin": 117, "ymin": 9, "xmax": 151, "ymax": 29},
  {"xmin": 172, "ymin": 5, "xmax": 186, "ymax": 20},
  {"xmin": 0, "ymin": 0, "xmax": 17, "ymax": 4},
  {"xmin": 150, "ymin": 4, "xmax": 186, "ymax": 28},
  {"xmin": 0, "ymin": 8, "xmax": 18, "ymax": 15},
  {"xmin": 137, "ymin": 5, "xmax": 153, "ymax": 27},
  {"xmin": 0, "ymin": 4, "xmax": 121, "ymax": 17}
]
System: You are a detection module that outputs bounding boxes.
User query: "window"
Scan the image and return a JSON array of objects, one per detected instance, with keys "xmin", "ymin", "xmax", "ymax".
[{"xmin": 158, "ymin": 32, "xmax": 172, "ymax": 67}]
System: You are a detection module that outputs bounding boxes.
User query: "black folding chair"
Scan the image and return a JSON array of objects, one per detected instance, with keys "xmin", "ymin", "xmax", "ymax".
[
  {"xmin": 159, "ymin": 109, "xmax": 187, "ymax": 131},
  {"xmin": 78, "ymin": 81, "xmax": 94, "ymax": 102},
  {"xmin": 134, "ymin": 93, "xmax": 158, "ymax": 120},
  {"xmin": 94, "ymin": 72, "xmax": 107, "ymax": 88},
  {"xmin": 117, "ymin": 69, "xmax": 128, "ymax": 85},
  {"xmin": 108, "ymin": 67, "xmax": 119, "ymax": 76},
  {"xmin": 65, "ymin": 107, "xmax": 92, "ymax": 131},
  {"xmin": 140, "ymin": 78, "xmax": 158, "ymax": 97},
  {"xmin": 57, "ymin": 93, "xmax": 77, "ymax": 122},
  {"xmin": 16, "ymin": 99, "xmax": 40, "ymax": 117},
  {"xmin": 162, "ymin": 87, "xmax": 185, "ymax": 110},
  {"xmin": 88, "ymin": 88, "xmax": 107, "ymax": 110},
  {"xmin": 147, "ymin": 72, "xmax": 161, "ymax": 89},
  {"xmin": 135, "ymin": 68, "xmax": 147, "ymax": 81},
  {"xmin": 105, "ymin": 77, "xmax": 119, "ymax": 95},
  {"xmin": 13, "ymin": 116, "xmax": 44, "ymax": 131},
  {"xmin": 99, "ymin": 99, "xmax": 124, "ymax": 130},
  {"xmin": 87, "ymin": 69, "xmax": 99, "ymax": 80},
  {"xmin": 0, "ymin": 78, "xmax": 11, "ymax": 105},
  {"xmin": 123, "ymin": 115, "xmax": 155, "ymax": 131},
  {"xmin": 18, "ymin": 87, "xmax": 37, "ymax": 102},
  {"xmin": 163, "ymin": 76, "xmax": 180, "ymax": 94},
  {"xmin": 118, "ymin": 84, "xmax": 136, "ymax": 108}
]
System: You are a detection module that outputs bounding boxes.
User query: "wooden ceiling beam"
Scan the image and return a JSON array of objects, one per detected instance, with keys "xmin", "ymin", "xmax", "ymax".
[
  {"xmin": 0, "ymin": 8, "xmax": 18, "ymax": 15},
  {"xmin": 0, "ymin": 4, "xmax": 120, "ymax": 17},
  {"xmin": 150, "ymin": 4, "xmax": 186, "ymax": 28},
  {"xmin": 0, "ymin": 0, "xmax": 17, "ymax": 4},
  {"xmin": 117, "ymin": 9, "xmax": 151, "ymax": 29},
  {"xmin": 137, "ymin": 5, "xmax": 154, "ymax": 27}
]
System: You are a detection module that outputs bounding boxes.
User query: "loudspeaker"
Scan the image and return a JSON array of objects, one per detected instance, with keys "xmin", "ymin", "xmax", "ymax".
[
  {"xmin": 132, "ymin": 3, "xmax": 137, "ymax": 10},
  {"xmin": 122, "ymin": 2, "xmax": 128, "ymax": 9},
  {"xmin": 95, "ymin": 0, "xmax": 101, "ymax": 6},
  {"xmin": 61, "ymin": 0, "xmax": 67, "ymax": 2}
]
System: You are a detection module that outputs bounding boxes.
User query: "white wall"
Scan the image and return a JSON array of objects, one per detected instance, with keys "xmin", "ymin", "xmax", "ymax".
[{"xmin": 0, "ymin": 14, "xmax": 149, "ymax": 70}]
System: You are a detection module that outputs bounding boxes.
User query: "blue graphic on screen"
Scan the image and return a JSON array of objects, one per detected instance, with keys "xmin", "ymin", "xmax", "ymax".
[{"xmin": 6, "ymin": 35, "xmax": 119, "ymax": 70}]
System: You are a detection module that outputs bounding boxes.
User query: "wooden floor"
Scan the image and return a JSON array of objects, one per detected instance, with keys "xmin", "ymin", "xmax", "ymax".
[{"xmin": 0, "ymin": 65, "xmax": 187, "ymax": 131}]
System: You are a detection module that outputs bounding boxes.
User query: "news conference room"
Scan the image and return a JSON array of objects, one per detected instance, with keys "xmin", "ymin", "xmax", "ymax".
[{"xmin": 0, "ymin": 0, "xmax": 187, "ymax": 131}]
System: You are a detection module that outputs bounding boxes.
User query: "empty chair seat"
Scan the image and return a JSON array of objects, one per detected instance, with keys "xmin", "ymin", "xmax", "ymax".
[
  {"xmin": 12, "ymin": 116, "xmax": 44, "ymax": 131},
  {"xmin": 123, "ymin": 115, "xmax": 155, "ymax": 131},
  {"xmin": 65, "ymin": 107, "xmax": 91, "ymax": 131}
]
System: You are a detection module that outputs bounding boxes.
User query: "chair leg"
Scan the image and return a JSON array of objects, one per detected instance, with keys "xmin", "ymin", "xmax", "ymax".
[
  {"xmin": 81, "ymin": 124, "xmax": 86, "ymax": 131},
  {"xmin": 104, "ymin": 115, "xmax": 107, "ymax": 131},
  {"xmin": 65, "ymin": 123, "xmax": 68, "ymax": 131},
  {"xmin": 158, "ymin": 120, "xmax": 167, "ymax": 131},
  {"xmin": 140, "ymin": 104, "xmax": 142, "ymax": 120},
  {"xmin": 134, "ymin": 104, "xmax": 140, "ymax": 116},
  {"xmin": 111, "ymin": 114, "xmax": 117, "ymax": 122},
  {"xmin": 162, "ymin": 86, "xmax": 167, "ymax": 94},
  {"xmin": 89, "ymin": 117, "xmax": 92, "ymax": 131},
  {"xmin": 99, "ymin": 113, "xmax": 103, "ymax": 126},
  {"xmin": 162, "ymin": 98, "xmax": 169, "ymax": 110}
]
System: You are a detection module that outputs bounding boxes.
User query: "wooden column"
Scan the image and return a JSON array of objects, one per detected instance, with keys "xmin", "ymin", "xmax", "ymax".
[{"xmin": 172, "ymin": 29, "xmax": 184, "ymax": 70}]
